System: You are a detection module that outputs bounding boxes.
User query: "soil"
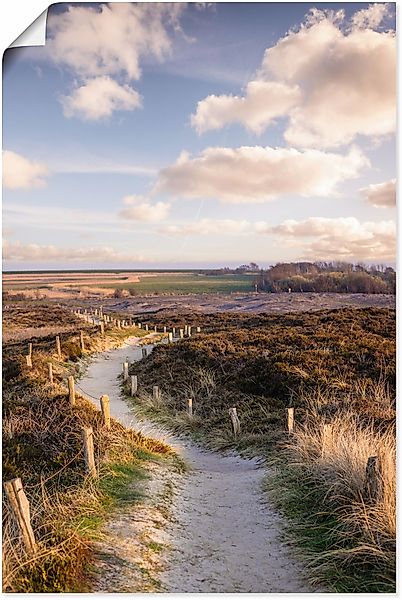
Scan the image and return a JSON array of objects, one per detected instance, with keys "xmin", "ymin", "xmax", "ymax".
[{"xmin": 78, "ymin": 337, "xmax": 316, "ymax": 593}]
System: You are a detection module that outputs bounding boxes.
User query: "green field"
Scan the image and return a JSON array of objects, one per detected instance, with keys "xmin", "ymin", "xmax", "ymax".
[{"xmin": 100, "ymin": 273, "xmax": 255, "ymax": 294}]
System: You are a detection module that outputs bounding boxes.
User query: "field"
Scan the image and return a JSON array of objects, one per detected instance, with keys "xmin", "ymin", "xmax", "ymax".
[{"xmin": 3, "ymin": 271, "xmax": 255, "ymax": 298}]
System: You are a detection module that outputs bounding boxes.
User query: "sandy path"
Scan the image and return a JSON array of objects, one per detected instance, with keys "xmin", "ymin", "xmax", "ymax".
[{"xmin": 78, "ymin": 338, "xmax": 314, "ymax": 593}]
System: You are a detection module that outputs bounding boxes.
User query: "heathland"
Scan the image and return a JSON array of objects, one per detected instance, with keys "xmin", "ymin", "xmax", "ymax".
[{"xmin": 2, "ymin": 280, "xmax": 396, "ymax": 592}]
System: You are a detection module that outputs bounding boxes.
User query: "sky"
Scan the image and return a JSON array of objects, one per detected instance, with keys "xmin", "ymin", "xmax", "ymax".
[{"xmin": 2, "ymin": 2, "xmax": 397, "ymax": 270}]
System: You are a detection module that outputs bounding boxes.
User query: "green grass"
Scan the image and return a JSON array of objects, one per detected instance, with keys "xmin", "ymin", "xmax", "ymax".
[
  {"xmin": 265, "ymin": 461, "xmax": 396, "ymax": 593},
  {"xmin": 91, "ymin": 273, "xmax": 255, "ymax": 294}
]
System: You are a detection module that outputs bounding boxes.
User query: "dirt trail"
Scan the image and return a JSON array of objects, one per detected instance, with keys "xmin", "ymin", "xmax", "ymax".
[{"xmin": 79, "ymin": 338, "xmax": 315, "ymax": 593}]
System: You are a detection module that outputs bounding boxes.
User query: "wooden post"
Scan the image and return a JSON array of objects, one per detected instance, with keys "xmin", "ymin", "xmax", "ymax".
[
  {"xmin": 100, "ymin": 322, "xmax": 105, "ymax": 336},
  {"xmin": 172, "ymin": 327, "xmax": 176, "ymax": 337},
  {"xmin": 28, "ymin": 342, "xmax": 33, "ymax": 357},
  {"xmin": 184, "ymin": 325, "xmax": 188, "ymax": 335},
  {"xmin": 55, "ymin": 335, "xmax": 62, "ymax": 359},
  {"xmin": 188, "ymin": 328, "xmax": 192, "ymax": 337},
  {"xmin": 287, "ymin": 407, "xmax": 294, "ymax": 434},
  {"xmin": 123, "ymin": 362, "xmax": 129, "ymax": 382},
  {"xmin": 365, "ymin": 456, "xmax": 383, "ymax": 502},
  {"xmin": 138, "ymin": 322, "xmax": 142, "ymax": 328},
  {"xmin": 196, "ymin": 326, "xmax": 201, "ymax": 333},
  {"xmin": 48, "ymin": 362, "xmax": 53, "ymax": 384},
  {"xmin": 25, "ymin": 355, "xmax": 32, "ymax": 368},
  {"xmin": 80, "ymin": 331, "xmax": 85, "ymax": 352},
  {"xmin": 117, "ymin": 320, "xmax": 121, "ymax": 329},
  {"xmin": 100, "ymin": 395, "xmax": 111, "ymax": 430},
  {"xmin": 168, "ymin": 332, "xmax": 173, "ymax": 343},
  {"xmin": 3, "ymin": 478, "xmax": 37, "ymax": 555},
  {"xmin": 321, "ymin": 423, "xmax": 332, "ymax": 458},
  {"xmin": 68, "ymin": 376, "xmax": 75, "ymax": 406},
  {"xmin": 153, "ymin": 385, "xmax": 160, "ymax": 400},
  {"xmin": 81, "ymin": 426, "xmax": 97, "ymax": 477},
  {"xmin": 145, "ymin": 324, "xmax": 149, "ymax": 331},
  {"xmin": 229, "ymin": 407, "xmax": 240, "ymax": 437},
  {"xmin": 187, "ymin": 398, "xmax": 193, "ymax": 417},
  {"xmin": 131, "ymin": 375, "xmax": 138, "ymax": 396},
  {"xmin": 154, "ymin": 325, "xmax": 157, "ymax": 332},
  {"xmin": 179, "ymin": 329, "xmax": 184, "ymax": 339},
  {"xmin": 163, "ymin": 326, "xmax": 167, "ymax": 333}
]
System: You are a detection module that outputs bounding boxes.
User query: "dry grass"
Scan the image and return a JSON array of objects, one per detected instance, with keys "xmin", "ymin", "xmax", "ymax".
[
  {"xmin": 266, "ymin": 382, "xmax": 396, "ymax": 592},
  {"xmin": 2, "ymin": 304, "xmax": 170, "ymax": 592}
]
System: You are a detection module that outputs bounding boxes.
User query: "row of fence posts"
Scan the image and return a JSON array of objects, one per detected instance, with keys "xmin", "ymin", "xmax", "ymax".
[{"xmin": 7, "ymin": 307, "xmax": 384, "ymax": 558}]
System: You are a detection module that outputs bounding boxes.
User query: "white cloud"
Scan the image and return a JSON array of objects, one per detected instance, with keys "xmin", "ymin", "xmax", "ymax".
[
  {"xmin": 47, "ymin": 3, "xmax": 185, "ymax": 120},
  {"xmin": 156, "ymin": 145, "xmax": 368, "ymax": 203},
  {"xmin": 360, "ymin": 178, "xmax": 396, "ymax": 208},
  {"xmin": 192, "ymin": 81, "xmax": 300, "ymax": 135},
  {"xmin": 47, "ymin": 3, "xmax": 184, "ymax": 80},
  {"xmin": 159, "ymin": 218, "xmax": 251, "ymax": 235},
  {"xmin": 3, "ymin": 150, "xmax": 49, "ymax": 190},
  {"xmin": 61, "ymin": 76, "xmax": 141, "ymax": 121},
  {"xmin": 191, "ymin": 6, "xmax": 396, "ymax": 148},
  {"xmin": 259, "ymin": 216, "xmax": 396, "ymax": 261},
  {"xmin": 119, "ymin": 195, "xmax": 171, "ymax": 222},
  {"xmin": 351, "ymin": 3, "xmax": 391, "ymax": 30},
  {"xmin": 2, "ymin": 239, "xmax": 146, "ymax": 263}
]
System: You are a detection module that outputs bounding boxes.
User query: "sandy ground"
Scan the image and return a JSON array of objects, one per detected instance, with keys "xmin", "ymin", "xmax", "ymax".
[
  {"xmin": 71, "ymin": 291, "xmax": 395, "ymax": 316},
  {"xmin": 78, "ymin": 338, "xmax": 315, "ymax": 593}
]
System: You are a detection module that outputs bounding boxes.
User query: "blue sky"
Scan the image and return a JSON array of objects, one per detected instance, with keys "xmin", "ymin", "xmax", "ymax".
[{"xmin": 2, "ymin": 2, "xmax": 396, "ymax": 269}]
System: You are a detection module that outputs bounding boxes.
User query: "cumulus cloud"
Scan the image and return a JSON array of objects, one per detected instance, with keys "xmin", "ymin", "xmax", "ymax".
[
  {"xmin": 61, "ymin": 77, "xmax": 141, "ymax": 121},
  {"xmin": 192, "ymin": 81, "xmax": 300, "ymax": 135},
  {"xmin": 2, "ymin": 239, "xmax": 145, "ymax": 263},
  {"xmin": 258, "ymin": 216, "xmax": 396, "ymax": 261},
  {"xmin": 3, "ymin": 150, "xmax": 49, "ymax": 190},
  {"xmin": 159, "ymin": 218, "xmax": 251, "ymax": 235},
  {"xmin": 360, "ymin": 178, "xmax": 396, "ymax": 208},
  {"xmin": 191, "ymin": 5, "xmax": 396, "ymax": 148},
  {"xmin": 156, "ymin": 145, "xmax": 368, "ymax": 203},
  {"xmin": 119, "ymin": 195, "xmax": 171, "ymax": 222},
  {"xmin": 47, "ymin": 3, "xmax": 185, "ymax": 120}
]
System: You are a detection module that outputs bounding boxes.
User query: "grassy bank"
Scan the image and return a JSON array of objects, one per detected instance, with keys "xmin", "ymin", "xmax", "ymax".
[
  {"xmin": 2, "ymin": 305, "xmax": 173, "ymax": 592},
  {"xmin": 126, "ymin": 307, "xmax": 396, "ymax": 592}
]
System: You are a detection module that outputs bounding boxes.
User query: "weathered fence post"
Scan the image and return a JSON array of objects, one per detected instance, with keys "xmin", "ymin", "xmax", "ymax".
[
  {"xmin": 145, "ymin": 324, "xmax": 149, "ymax": 331},
  {"xmin": 48, "ymin": 362, "xmax": 53, "ymax": 384},
  {"xmin": 123, "ymin": 362, "xmax": 129, "ymax": 382},
  {"xmin": 229, "ymin": 407, "xmax": 240, "ymax": 437},
  {"xmin": 100, "ymin": 395, "xmax": 111, "ymax": 430},
  {"xmin": 4, "ymin": 478, "xmax": 37, "ymax": 555},
  {"xmin": 80, "ymin": 331, "xmax": 85, "ymax": 352},
  {"xmin": 365, "ymin": 455, "xmax": 383, "ymax": 502},
  {"xmin": 287, "ymin": 407, "xmax": 294, "ymax": 434},
  {"xmin": 196, "ymin": 326, "xmax": 201, "ymax": 333},
  {"xmin": 168, "ymin": 332, "xmax": 173, "ymax": 343},
  {"xmin": 68, "ymin": 376, "xmax": 76, "ymax": 406},
  {"xmin": 131, "ymin": 375, "xmax": 138, "ymax": 396},
  {"xmin": 154, "ymin": 325, "xmax": 157, "ymax": 332},
  {"xmin": 55, "ymin": 335, "xmax": 62, "ymax": 359},
  {"xmin": 81, "ymin": 426, "xmax": 97, "ymax": 477},
  {"xmin": 100, "ymin": 322, "xmax": 105, "ymax": 336},
  {"xmin": 28, "ymin": 342, "xmax": 33, "ymax": 357},
  {"xmin": 172, "ymin": 327, "xmax": 176, "ymax": 337},
  {"xmin": 184, "ymin": 325, "xmax": 188, "ymax": 335},
  {"xmin": 187, "ymin": 398, "xmax": 193, "ymax": 417},
  {"xmin": 25, "ymin": 355, "xmax": 32, "ymax": 368},
  {"xmin": 321, "ymin": 423, "xmax": 332, "ymax": 458},
  {"xmin": 153, "ymin": 386, "xmax": 160, "ymax": 401},
  {"xmin": 179, "ymin": 329, "xmax": 184, "ymax": 339},
  {"xmin": 163, "ymin": 326, "xmax": 167, "ymax": 333}
]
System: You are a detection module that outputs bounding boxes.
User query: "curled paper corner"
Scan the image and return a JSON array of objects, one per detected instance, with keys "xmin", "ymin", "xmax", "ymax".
[{"xmin": 9, "ymin": 8, "xmax": 48, "ymax": 48}]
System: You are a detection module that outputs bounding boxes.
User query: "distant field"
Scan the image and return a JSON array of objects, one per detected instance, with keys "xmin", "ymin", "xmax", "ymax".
[{"xmin": 3, "ymin": 271, "xmax": 255, "ymax": 297}]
